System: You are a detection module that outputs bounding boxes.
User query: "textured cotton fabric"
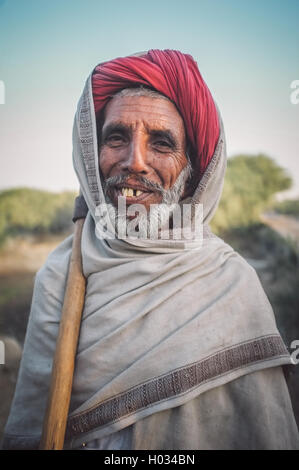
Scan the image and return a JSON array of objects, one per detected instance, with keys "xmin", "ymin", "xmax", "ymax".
[
  {"xmin": 3, "ymin": 50, "xmax": 299, "ymax": 450},
  {"xmin": 80, "ymin": 368, "xmax": 299, "ymax": 450}
]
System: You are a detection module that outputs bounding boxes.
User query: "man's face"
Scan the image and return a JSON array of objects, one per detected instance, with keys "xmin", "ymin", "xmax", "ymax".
[{"xmin": 99, "ymin": 94, "xmax": 190, "ymax": 212}]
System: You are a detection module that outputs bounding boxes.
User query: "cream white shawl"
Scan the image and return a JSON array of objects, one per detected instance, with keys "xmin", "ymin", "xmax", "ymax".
[{"xmin": 3, "ymin": 72, "xmax": 298, "ymax": 450}]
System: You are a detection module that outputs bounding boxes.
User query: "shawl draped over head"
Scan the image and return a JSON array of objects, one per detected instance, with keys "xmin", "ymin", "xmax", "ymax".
[
  {"xmin": 92, "ymin": 49, "xmax": 220, "ymax": 177},
  {"xmin": 3, "ymin": 49, "xmax": 299, "ymax": 450}
]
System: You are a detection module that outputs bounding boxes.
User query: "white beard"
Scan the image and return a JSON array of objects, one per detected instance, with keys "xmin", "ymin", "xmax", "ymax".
[{"xmin": 100, "ymin": 162, "xmax": 193, "ymax": 240}]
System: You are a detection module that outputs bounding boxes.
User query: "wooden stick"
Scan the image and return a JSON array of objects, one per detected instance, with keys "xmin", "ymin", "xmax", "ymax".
[{"xmin": 39, "ymin": 218, "xmax": 86, "ymax": 450}]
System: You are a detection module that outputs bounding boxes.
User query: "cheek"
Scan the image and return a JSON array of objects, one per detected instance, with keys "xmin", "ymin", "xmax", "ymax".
[
  {"xmin": 153, "ymin": 155, "xmax": 186, "ymax": 187},
  {"xmin": 99, "ymin": 147, "xmax": 187, "ymax": 188},
  {"xmin": 98, "ymin": 148, "xmax": 115, "ymax": 178}
]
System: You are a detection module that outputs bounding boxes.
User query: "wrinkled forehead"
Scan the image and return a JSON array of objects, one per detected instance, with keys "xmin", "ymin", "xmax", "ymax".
[{"xmin": 102, "ymin": 94, "xmax": 186, "ymax": 143}]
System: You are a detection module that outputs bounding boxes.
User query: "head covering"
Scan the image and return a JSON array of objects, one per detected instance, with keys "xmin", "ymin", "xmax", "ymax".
[
  {"xmin": 92, "ymin": 49, "xmax": 220, "ymax": 177},
  {"xmin": 3, "ymin": 51, "xmax": 295, "ymax": 450}
]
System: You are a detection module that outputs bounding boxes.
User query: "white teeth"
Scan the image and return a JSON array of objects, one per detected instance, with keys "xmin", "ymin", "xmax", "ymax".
[
  {"xmin": 121, "ymin": 187, "xmax": 143, "ymax": 197},
  {"xmin": 121, "ymin": 187, "xmax": 131, "ymax": 197}
]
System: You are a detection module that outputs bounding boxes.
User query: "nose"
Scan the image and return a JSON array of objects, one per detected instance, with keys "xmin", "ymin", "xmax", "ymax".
[{"xmin": 120, "ymin": 135, "xmax": 149, "ymax": 175}]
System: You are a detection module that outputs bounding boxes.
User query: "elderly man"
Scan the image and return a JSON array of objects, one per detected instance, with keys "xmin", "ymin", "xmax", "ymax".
[{"xmin": 3, "ymin": 50, "xmax": 299, "ymax": 450}]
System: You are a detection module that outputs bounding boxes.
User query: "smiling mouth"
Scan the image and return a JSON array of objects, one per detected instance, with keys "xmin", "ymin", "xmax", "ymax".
[
  {"xmin": 114, "ymin": 185, "xmax": 154, "ymax": 202},
  {"xmin": 120, "ymin": 187, "xmax": 145, "ymax": 197}
]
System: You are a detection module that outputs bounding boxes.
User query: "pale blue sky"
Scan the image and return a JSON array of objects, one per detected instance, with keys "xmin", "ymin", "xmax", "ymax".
[{"xmin": 0, "ymin": 0, "xmax": 298, "ymax": 196}]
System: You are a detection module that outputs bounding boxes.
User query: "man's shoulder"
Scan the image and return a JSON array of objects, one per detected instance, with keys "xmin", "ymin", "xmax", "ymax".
[
  {"xmin": 210, "ymin": 235, "xmax": 261, "ymax": 278},
  {"xmin": 23, "ymin": 235, "xmax": 74, "ymax": 327},
  {"xmin": 35, "ymin": 234, "xmax": 73, "ymax": 293},
  {"xmin": 208, "ymin": 236, "xmax": 269, "ymax": 303}
]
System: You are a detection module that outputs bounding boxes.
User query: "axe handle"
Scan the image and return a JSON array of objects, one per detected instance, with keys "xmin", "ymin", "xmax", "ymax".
[{"xmin": 39, "ymin": 217, "xmax": 86, "ymax": 450}]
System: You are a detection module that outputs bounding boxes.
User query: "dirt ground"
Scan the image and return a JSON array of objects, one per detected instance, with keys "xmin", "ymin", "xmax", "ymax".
[{"xmin": 261, "ymin": 212, "xmax": 299, "ymax": 247}]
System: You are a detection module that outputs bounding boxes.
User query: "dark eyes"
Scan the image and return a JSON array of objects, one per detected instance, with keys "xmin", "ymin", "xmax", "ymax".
[
  {"xmin": 104, "ymin": 135, "xmax": 173, "ymax": 151},
  {"xmin": 151, "ymin": 140, "xmax": 174, "ymax": 153},
  {"xmin": 104, "ymin": 134, "xmax": 126, "ymax": 146},
  {"xmin": 154, "ymin": 140, "xmax": 171, "ymax": 148}
]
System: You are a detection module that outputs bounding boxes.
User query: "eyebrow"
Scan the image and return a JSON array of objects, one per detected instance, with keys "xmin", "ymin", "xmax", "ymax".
[
  {"xmin": 101, "ymin": 122, "xmax": 130, "ymax": 142},
  {"xmin": 147, "ymin": 128, "xmax": 177, "ymax": 148},
  {"xmin": 101, "ymin": 121, "xmax": 178, "ymax": 148}
]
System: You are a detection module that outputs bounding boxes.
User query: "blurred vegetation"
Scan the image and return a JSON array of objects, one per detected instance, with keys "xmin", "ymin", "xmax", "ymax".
[
  {"xmin": 210, "ymin": 153, "xmax": 292, "ymax": 233},
  {"xmin": 0, "ymin": 188, "xmax": 77, "ymax": 246},
  {"xmin": 271, "ymin": 199, "xmax": 299, "ymax": 219}
]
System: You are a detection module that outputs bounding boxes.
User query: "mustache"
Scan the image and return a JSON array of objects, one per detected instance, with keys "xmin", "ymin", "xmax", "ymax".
[
  {"xmin": 103, "ymin": 174, "xmax": 164, "ymax": 195},
  {"xmin": 102, "ymin": 161, "xmax": 193, "ymax": 205}
]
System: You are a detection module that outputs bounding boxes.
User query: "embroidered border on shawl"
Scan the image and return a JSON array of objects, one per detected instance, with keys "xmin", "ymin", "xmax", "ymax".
[
  {"xmin": 79, "ymin": 86, "xmax": 100, "ymax": 205},
  {"xmin": 66, "ymin": 334, "xmax": 289, "ymax": 439}
]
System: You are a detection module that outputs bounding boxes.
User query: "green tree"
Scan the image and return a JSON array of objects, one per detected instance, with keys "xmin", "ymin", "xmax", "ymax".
[
  {"xmin": 0, "ymin": 188, "xmax": 77, "ymax": 244},
  {"xmin": 211, "ymin": 154, "xmax": 292, "ymax": 232}
]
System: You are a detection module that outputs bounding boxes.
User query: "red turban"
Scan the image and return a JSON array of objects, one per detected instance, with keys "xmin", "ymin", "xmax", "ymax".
[{"xmin": 92, "ymin": 49, "xmax": 220, "ymax": 177}]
